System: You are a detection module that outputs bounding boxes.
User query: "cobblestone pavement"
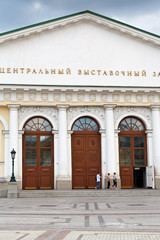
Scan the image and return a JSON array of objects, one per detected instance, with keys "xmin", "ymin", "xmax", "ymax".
[{"xmin": 0, "ymin": 194, "xmax": 160, "ymax": 239}]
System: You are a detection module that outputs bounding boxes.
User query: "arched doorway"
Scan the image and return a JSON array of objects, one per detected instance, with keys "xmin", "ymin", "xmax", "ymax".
[
  {"xmin": 119, "ymin": 117, "xmax": 147, "ymax": 188},
  {"xmin": 72, "ymin": 116, "xmax": 101, "ymax": 189},
  {"xmin": 22, "ymin": 117, "xmax": 54, "ymax": 189}
]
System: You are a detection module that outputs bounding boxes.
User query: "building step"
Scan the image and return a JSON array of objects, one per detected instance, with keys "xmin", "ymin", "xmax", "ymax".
[{"xmin": 18, "ymin": 189, "xmax": 160, "ymax": 198}]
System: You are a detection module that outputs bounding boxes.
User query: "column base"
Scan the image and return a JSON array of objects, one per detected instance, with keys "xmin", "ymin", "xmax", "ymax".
[
  {"xmin": 7, "ymin": 182, "xmax": 18, "ymax": 198},
  {"xmin": 155, "ymin": 176, "xmax": 160, "ymax": 189},
  {"xmin": 56, "ymin": 176, "xmax": 72, "ymax": 190}
]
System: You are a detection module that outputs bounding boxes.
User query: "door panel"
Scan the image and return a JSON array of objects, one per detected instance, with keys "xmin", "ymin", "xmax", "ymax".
[
  {"xmin": 72, "ymin": 133, "xmax": 101, "ymax": 189},
  {"xmin": 23, "ymin": 134, "xmax": 53, "ymax": 189},
  {"xmin": 119, "ymin": 134, "xmax": 146, "ymax": 188},
  {"xmin": 119, "ymin": 136, "xmax": 133, "ymax": 188}
]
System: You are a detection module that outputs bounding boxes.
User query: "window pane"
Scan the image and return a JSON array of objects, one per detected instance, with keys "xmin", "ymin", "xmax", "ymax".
[
  {"xmin": 134, "ymin": 137, "xmax": 144, "ymax": 147},
  {"xmin": 134, "ymin": 149, "xmax": 145, "ymax": 166},
  {"xmin": 119, "ymin": 117, "xmax": 144, "ymax": 131},
  {"xmin": 40, "ymin": 149, "xmax": 51, "ymax": 166},
  {"xmin": 25, "ymin": 149, "xmax": 36, "ymax": 166},
  {"xmin": 24, "ymin": 117, "xmax": 52, "ymax": 131},
  {"xmin": 120, "ymin": 136, "xmax": 130, "ymax": 147},
  {"xmin": 86, "ymin": 118, "xmax": 91, "ymax": 124},
  {"xmin": 25, "ymin": 136, "xmax": 37, "ymax": 147},
  {"xmin": 40, "ymin": 136, "xmax": 51, "ymax": 147},
  {"xmin": 72, "ymin": 117, "xmax": 99, "ymax": 131},
  {"xmin": 120, "ymin": 149, "xmax": 131, "ymax": 166}
]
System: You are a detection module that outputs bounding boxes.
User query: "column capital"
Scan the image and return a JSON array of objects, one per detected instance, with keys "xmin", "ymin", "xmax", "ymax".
[
  {"xmin": 150, "ymin": 105, "xmax": 160, "ymax": 110},
  {"xmin": 145, "ymin": 129, "xmax": 153, "ymax": 137},
  {"xmin": 99, "ymin": 129, "xmax": 106, "ymax": 134},
  {"xmin": 8, "ymin": 104, "xmax": 20, "ymax": 110},
  {"xmin": 57, "ymin": 104, "xmax": 70, "ymax": 110},
  {"xmin": 67, "ymin": 130, "xmax": 73, "ymax": 135},
  {"xmin": 104, "ymin": 104, "xmax": 117, "ymax": 110},
  {"xmin": 52, "ymin": 130, "xmax": 59, "ymax": 135},
  {"xmin": 2, "ymin": 130, "xmax": 9, "ymax": 135},
  {"xmin": 115, "ymin": 129, "xmax": 121, "ymax": 133},
  {"xmin": 18, "ymin": 130, "xmax": 24, "ymax": 135}
]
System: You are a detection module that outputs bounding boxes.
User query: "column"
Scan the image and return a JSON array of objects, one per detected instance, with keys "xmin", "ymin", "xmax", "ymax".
[
  {"xmin": 57, "ymin": 105, "xmax": 71, "ymax": 189},
  {"xmin": 52, "ymin": 130, "xmax": 58, "ymax": 189},
  {"xmin": 99, "ymin": 130, "xmax": 106, "ymax": 189},
  {"xmin": 8, "ymin": 105, "xmax": 20, "ymax": 178},
  {"xmin": 114, "ymin": 129, "xmax": 120, "ymax": 176},
  {"xmin": 151, "ymin": 105, "xmax": 160, "ymax": 189},
  {"xmin": 115, "ymin": 129, "xmax": 121, "ymax": 189},
  {"xmin": 145, "ymin": 129, "xmax": 154, "ymax": 188},
  {"xmin": 145, "ymin": 130, "xmax": 153, "ymax": 167},
  {"xmin": 104, "ymin": 105, "xmax": 116, "ymax": 175},
  {"xmin": 67, "ymin": 130, "xmax": 73, "ymax": 181},
  {"xmin": 2, "ymin": 130, "xmax": 10, "ymax": 179},
  {"xmin": 18, "ymin": 130, "xmax": 24, "ymax": 189}
]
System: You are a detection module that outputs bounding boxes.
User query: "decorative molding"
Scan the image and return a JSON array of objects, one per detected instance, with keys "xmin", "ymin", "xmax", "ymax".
[
  {"xmin": 124, "ymin": 94, "xmax": 131, "ymax": 102},
  {"xmin": 18, "ymin": 106, "xmax": 58, "ymax": 128},
  {"xmin": 41, "ymin": 93, "xmax": 48, "ymax": 101},
  {"xmin": 16, "ymin": 93, "xmax": 24, "ymax": 101},
  {"xmin": 29, "ymin": 93, "xmax": 36, "ymax": 101},
  {"xmin": 148, "ymin": 95, "xmax": 154, "ymax": 102},
  {"xmin": 4, "ymin": 93, "xmax": 11, "ymax": 101},
  {"xmin": 136, "ymin": 94, "xmax": 143, "ymax": 102},
  {"xmin": 65, "ymin": 93, "xmax": 72, "ymax": 101},
  {"xmin": 114, "ymin": 106, "xmax": 152, "ymax": 128},
  {"xmin": 0, "ymin": 88, "xmax": 160, "ymax": 104},
  {"xmin": 67, "ymin": 106, "xmax": 105, "ymax": 127}
]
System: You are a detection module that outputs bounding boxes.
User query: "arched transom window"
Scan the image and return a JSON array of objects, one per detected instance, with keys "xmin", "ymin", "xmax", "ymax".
[
  {"xmin": 119, "ymin": 117, "xmax": 144, "ymax": 131},
  {"xmin": 72, "ymin": 117, "xmax": 99, "ymax": 131},
  {"xmin": 24, "ymin": 117, "xmax": 52, "ymax": 131}
]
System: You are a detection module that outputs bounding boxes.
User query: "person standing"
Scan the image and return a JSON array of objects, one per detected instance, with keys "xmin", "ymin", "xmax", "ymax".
[
  {"xmin": 106, "ymin": 173, "xmax": 111, "ymax": 189},
  {"xmin": 95, "ymin": 173, "xmax": 101, "ymax": 189},
  {"xmin": 112, "ymin": 172, "xmax": 118, "ymax": 190}
]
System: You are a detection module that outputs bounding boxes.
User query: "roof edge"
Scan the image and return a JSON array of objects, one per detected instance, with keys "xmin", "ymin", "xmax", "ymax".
[{"xmin": 0, "ymin": 10, "xmax": 160, "ymax": 39}]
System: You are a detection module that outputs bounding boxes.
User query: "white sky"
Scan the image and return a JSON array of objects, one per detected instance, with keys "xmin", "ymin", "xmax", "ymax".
[{"xmin": 0, "ymin": 0, "xmax": 160, "ymax": 35}]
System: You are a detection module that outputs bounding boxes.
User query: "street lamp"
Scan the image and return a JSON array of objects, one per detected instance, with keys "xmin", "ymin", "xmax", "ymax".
[{"xmin": 10, "ymin": 148, "xmax": 16, "ymax": 182}]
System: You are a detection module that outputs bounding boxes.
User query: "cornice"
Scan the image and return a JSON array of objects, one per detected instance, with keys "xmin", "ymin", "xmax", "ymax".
[{"xmin": 0, "ymin": 11, "xmax": 159, "ymax": 46}]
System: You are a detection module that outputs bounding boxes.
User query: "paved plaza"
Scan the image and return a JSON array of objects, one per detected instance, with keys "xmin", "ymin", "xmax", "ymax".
[{"xmin": 0, "ymin": 191, "xmax": 160, "ymax": 239}]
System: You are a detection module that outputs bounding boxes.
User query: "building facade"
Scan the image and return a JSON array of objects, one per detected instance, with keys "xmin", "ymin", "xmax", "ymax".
[{"xmin": 0, "ymin": 11, "xmax": 160, "ymax": 190}]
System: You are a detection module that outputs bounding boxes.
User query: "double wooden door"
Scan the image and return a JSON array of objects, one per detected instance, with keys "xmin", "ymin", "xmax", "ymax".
[
  {"xmin": 72, "ymin": 131, "xmax": 101, "ymax": 189},
  {"xmin": 23, "ymin": 133, "xmax": 54, "ymax": 189}
]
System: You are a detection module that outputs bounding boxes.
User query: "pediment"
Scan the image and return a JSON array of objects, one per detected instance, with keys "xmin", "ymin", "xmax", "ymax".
[{"xmin": 0, "ymin": 10, "xmax": 160, "ymax": 46}]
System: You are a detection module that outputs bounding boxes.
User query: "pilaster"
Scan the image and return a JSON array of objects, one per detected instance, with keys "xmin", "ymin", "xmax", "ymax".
[
  {"xmin": 151, "ymin": 105, "xmax": 160, "ymax": 189},
  {"xmin": 8, "ymin": 105, "xmax": 20, "ymax": 178},
  {"xmin": 104, "ymin": 104, "xmax": 117, "ymax": 175},
  {"xmin": 56, "ymin": 105, "xmax": 71, "ymax": 189}
]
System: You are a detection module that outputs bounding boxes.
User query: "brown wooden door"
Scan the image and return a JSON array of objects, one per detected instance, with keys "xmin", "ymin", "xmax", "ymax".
[
  {"xmin": 72, "ymin": 131, "xmax": 101, "ymax": 189},
  {"xmin": 23, "ymin": 134, "xmax": 54, "ymax": 189},
  {"xmin": 119, "ymin": 133, "xmax": 146, "ymax": 188}
]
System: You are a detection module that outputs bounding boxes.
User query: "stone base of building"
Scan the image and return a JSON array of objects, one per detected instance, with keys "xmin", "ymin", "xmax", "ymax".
[
  {"xmin": 7, "ymin": 182, "xmax": 18, "ymax": 198},
  {"xmin": 155, "ymin": 176, "xmax": 160, "ymax": 189},
  {"xmin": 56, "ymin": 176, "xmax": 72, "ymax": 190}
]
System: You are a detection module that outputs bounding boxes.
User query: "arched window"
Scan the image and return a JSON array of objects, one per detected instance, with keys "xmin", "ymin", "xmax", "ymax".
[
  {"xmin": 119, "ymin": 117, "xmax": 145, "ymax": 131},
  {"xmin": 72, "ymin": 117, "xmax": 99, "ymax": 131},
  {"xmin": 23, "ymin": 117, "xmax": 52, "ymax": 131}
]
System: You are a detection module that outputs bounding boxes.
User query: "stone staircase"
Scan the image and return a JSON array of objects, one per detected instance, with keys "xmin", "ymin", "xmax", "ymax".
[{"xmin": 18, "ymin": 189, "xmax": 160, "ymax": 198}]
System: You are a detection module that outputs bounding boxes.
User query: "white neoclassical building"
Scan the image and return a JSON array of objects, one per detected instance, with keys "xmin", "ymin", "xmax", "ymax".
[{"xmin": 0, "ymin": 10, "xmax": 160, "ymax": 191}]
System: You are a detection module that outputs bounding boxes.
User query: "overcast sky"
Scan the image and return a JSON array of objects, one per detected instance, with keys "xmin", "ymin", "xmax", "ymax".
[{"xmin": 0, "ymin": 0, "xmax": 160, "ymax": 35}]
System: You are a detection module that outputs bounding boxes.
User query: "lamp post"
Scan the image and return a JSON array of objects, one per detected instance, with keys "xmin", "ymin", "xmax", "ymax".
[{"xmin": 10, "ymin": 148, "xmax": 16, "ymax": 182}]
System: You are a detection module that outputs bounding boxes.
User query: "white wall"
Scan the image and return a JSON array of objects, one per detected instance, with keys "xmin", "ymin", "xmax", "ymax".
[{"xmin": 0, "ymin": 21, "xmax": 160, "ymax": 87}]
